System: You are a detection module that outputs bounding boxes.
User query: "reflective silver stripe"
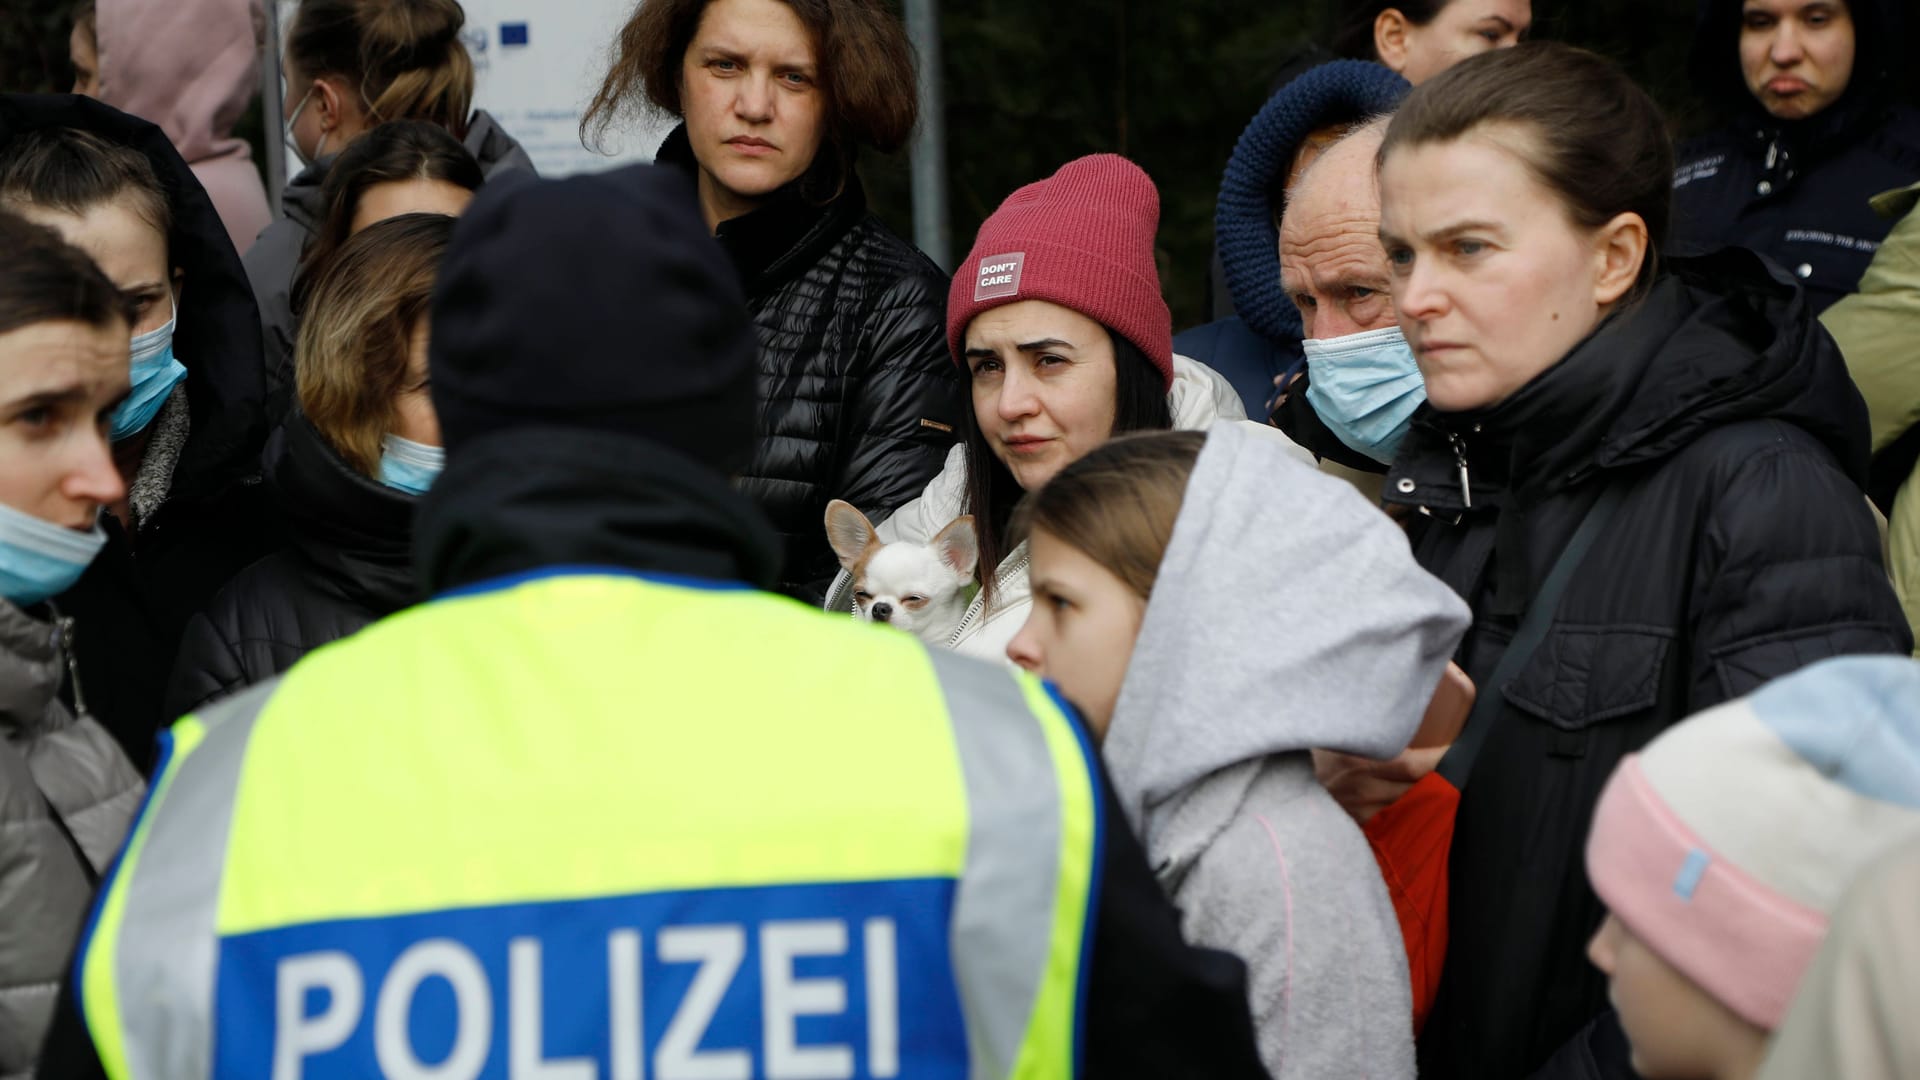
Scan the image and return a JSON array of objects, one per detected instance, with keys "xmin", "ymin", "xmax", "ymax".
[
  {"xmin": 111, "ymin": 680, "xmax": 278, "ymax": 1079},
  {"xmin": 926, "ymin": 648, "xmax": 1066, "ymax": 1080}
]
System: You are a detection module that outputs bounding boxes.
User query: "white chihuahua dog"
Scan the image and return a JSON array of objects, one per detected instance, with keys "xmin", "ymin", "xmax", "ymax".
[{"xmin": 825, "ymin": 500, "xmax": 977, "ymax": 645}]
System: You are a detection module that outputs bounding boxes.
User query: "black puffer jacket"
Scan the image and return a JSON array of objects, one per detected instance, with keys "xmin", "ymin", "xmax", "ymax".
[
  {"xmin": 0, "ymin": 95, "xmax": 277, "ymax": 767},
  {"xmin": 656, "ymin": 128, "xmax": 964, "ymax": 601},
  {"xmin": 1393, "ymin": 251, "xmax": 1913, "ymax": 1080},
  {"xmin": 165, "ymin": 412, "xmax": 415, "ymax": 718},
  {"xmin": 1671, "ymin": 0, "xmax": 1920, "ymax": 313}
]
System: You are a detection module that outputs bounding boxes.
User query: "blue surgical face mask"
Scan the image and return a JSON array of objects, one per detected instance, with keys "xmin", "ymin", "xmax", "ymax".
[
  {"xmin": 0, "ymin": 502, "xmax": 107, "ymax": 607},
  {"xmin": 1302, "ymin": 325, "xmax": 1428, "ymax": 465},
  {"xmin": 379, "ymin": 434, "xmax": 444, "ymax": 496},
  {"xmin": 110, "ymin": 299, "xmax": 188, "ymax": 442}
]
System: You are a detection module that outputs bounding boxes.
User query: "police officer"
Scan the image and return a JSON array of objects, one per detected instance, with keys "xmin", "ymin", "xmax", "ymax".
[
  {"xmin": 41, "ymin": 165, "xmax": 1266, "ymax": 1078},
  {"xmin": 1670, "ymin": 0, "xmax": 1920, "ymax": 312}
]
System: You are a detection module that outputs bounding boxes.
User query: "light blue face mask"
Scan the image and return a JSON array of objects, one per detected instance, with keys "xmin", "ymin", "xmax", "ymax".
[
  {"xmin": 1302, "ymin": 324, "xmax": 1428, "ymax": 465},
  {"xmin": 0, "ymin": 502, "xmax": 107, "ymax": 607},
  {"xmin": 379, "ymin": 434, "xmax": 444, "ymax": 496},
  {"xmin": 110, "ymin": 300, "xmax": 188, "ymax": 442}
]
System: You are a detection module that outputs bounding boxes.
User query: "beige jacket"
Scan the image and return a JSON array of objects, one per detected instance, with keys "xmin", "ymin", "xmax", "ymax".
[
  {"xmin": 1822, "ymin": 182, "xmax": 1920, "ymax": 655},
  {"xmin": 1757, "ymin": 837, "xmax": 1920, "ymax": 1080}
]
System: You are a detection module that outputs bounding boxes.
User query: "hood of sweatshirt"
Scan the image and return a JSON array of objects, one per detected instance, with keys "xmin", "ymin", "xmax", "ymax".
[
  {"xmin": 1102, "ymin": 420, "xmax": 1471, "ymax": 857},
  {"xmin": 0, "ymin": 93, "xmax": 267, "ymax": 504},
  {"xmin": 94, "ymin": 0, "xmax": 262, "ymax": 166},
  {"xmin": 1214, "ymin": 60, "xmax": 1409, "ymax": 348}
]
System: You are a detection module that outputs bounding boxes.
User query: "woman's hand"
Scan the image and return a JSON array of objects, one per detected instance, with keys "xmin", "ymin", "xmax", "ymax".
[{"xmin": 1312, "ymin": 745, "xmax": 1449, "ymax": 825}]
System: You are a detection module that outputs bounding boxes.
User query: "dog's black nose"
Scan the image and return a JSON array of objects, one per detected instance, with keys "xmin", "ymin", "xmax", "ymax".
[{"xmin": 872, "ymin": 602, "xmax": 893, "ymax": 622}]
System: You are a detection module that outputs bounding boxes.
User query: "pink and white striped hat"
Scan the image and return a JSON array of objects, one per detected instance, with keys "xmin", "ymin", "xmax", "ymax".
[{"xmin": 1585, "ymin": 656, "xmax": 1920, "ymax": 1029}]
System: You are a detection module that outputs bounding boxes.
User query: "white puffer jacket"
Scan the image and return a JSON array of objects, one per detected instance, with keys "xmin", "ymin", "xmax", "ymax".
[{"xmin": 825, "ymin": 355, "xmax": 1249, "ymax": 660}]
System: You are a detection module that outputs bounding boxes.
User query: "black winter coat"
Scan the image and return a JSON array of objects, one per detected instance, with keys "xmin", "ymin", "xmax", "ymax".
[
  {"xmin": 1671, "ymin": 0, "xmax": 1920, "ymax": 313},
  {"xmin": 0, "ymin": 95, "xmax": 277, "ymax": 767},
  {"xmin": 165, "ymin": 413, "xmax": 415, "ymax": 718},
  {"xmin": 1395, "ymin": 252, "xmax": 1913, "ymax": 1080},
  {"xmin": 657, "ymin": 128, "xmax": 964, "ymax": 602}
]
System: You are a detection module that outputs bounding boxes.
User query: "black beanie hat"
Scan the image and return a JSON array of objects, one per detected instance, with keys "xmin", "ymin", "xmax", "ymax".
[{"xmin": 427, "ymin": 164, "xmax": 755, "ymax": 474}]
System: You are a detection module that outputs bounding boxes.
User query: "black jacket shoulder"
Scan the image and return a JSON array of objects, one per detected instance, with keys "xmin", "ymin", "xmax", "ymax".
[
  {"xmin": 658, "ymin": 128, "xmax": 964, "ymax": 601},
  {"xmin": 166, "ymin": 415, "xmax": 415, "ymax": 718}
]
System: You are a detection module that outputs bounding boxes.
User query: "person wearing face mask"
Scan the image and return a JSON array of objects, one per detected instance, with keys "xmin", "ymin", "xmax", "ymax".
[
  {"xmin": 247, "ymin": 0, "xmax": 532, "ymax": 418},
  {"xmin": 1006, "ymin": 424, "xmax": 1471, "ymax": 1078},
  {"xmin": 1278, "ymin": 117, "xmax": 1429, "ymax": 492},
  {"xmin": 0, "ymin": 210, "xmax": 145, "ymax": 1080},
  {"xmin": 1670, "ymin": 0, "xmax": 1920, "ymax": 313},
  {"xmin": 0, "ymin": 96, "xmax": 274, "ymax": 765},
  {"xmin": 588, "ymin": 0, "xmax": 964, "ymax": 602},
  {"xmin": 1368, "ymin": 44, "xmax": 1910, "ymax": 1079},
  {"xmin": 167, "ymin": 214, "xmax": 452, "ymax": 716},
  {"xmin": 1179, "ymin": 60, "xmax": 1410, "ymax": 420}
]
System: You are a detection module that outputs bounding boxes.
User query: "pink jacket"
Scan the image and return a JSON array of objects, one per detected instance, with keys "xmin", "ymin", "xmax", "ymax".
[{"xmin": 95, "ymin": 0, "xmax": 271, "ymax": 254}]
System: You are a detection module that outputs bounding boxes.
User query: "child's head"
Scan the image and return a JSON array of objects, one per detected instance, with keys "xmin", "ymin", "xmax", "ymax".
[
  {"xmin": 1585, "ymin": 656, "xmax": 1920, "ymax": 1080},
  {"xmin": 1004, "ymin": 430, "xmax": 1204, "ymax": 739}
]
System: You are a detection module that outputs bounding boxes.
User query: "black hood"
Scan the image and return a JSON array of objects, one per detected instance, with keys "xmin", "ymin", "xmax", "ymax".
[
  {"xmin": 266, "ymin": 412, "xmax": 416, "ymax": 613},
  {"xmin": 1689, "ymin": 0, "xmax": 1907, "ymax": 141},
  {"xmin": 654, "ymin": 124, "xmax": 867, "ymax": 299},
  {"xmin": 414, "ymin": 426, "xmax": 782, "ymax": 595},
  {"xmin": 0, "ymin": 94, "xmax": 267, "ymax": 503},
  {"xmin": 1389, "ymin": 248, "xmax": 1872, "ymax": 512}
]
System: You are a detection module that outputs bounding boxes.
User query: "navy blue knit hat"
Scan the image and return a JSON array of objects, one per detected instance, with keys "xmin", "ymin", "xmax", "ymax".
[
  {"xmin": 428, "ymin": 164, "xmax": 756, "ymax": 475},
  {"xmin": 1215, "ymin": 61, "xmax": 1409, "ymax": 347}
]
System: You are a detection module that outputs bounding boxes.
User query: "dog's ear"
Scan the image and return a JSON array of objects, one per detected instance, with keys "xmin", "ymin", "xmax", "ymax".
[
  {"xmin": 933, "ymin": 515, "xmax": 979, "ymax": 579},
  {"xmin": 825, "ymin": 500, "xmax": 880, "ymax": 571}
]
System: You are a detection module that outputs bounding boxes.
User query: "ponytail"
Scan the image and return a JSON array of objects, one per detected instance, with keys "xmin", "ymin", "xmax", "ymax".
[{"xmin": 288, "ymin": 0, "xmax": 475, "ymax": 139}]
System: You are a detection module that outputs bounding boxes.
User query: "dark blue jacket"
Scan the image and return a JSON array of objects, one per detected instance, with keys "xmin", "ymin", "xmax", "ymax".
[{"xmin": 1671, "ymin": 0, "xmax": 1920, "ymax": 313}]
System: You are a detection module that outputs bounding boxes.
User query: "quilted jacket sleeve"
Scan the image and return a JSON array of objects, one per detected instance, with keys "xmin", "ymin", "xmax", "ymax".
[
  {"xmin": 164, "ymin": 609, "xmax": 249, "ymax": 722},
  {"xmin": 800, "ymin": 268, "xmax": 965, "ymax": 594},
  {"xmin": 0, "ymin": 742, "xmax": 102, "ymax": 1077},
  {"xmin": 1690, "ymin": 433, "xmax": 1915, "ymax": 705}
]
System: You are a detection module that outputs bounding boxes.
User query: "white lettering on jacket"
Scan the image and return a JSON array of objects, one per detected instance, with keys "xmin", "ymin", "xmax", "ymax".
[
  {"xmin": 270, "ymin": 918, "xmax": 903, "ymax": 1080},
  {"xmin": 973, "ymin": 252, "xmax": 1026, "ymax": 301}
]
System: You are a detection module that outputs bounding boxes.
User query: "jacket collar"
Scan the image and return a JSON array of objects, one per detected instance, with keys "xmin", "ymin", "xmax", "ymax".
[
  {"xmin": 654, "ymin": 124, "xmax": 867, "ymax": 298},
  {"xmin": 415, "ymin": 426, "xmax": 783, "ymax": 595},
  {"xmin": 269, "ymin": 411, "xmax": 417, "ymax": 612}
]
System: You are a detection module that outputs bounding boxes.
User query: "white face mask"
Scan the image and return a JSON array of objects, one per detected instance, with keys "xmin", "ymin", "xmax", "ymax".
[{"xmin": 284, "ymin": 85, "xmax": 329, "ymax": 168}]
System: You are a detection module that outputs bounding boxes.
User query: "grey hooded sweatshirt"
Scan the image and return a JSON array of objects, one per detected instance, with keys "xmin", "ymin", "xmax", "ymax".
[{"xmin": 1103, "ymin": 421, "xmax": 1471, "ymax": 1079}]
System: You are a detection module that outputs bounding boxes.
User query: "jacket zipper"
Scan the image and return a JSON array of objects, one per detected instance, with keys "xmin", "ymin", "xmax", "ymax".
[
  {"xmin": 52, "ymin": 611, "xmax": 91, "ymax": 720},
  {"xmin": 1448, "ymin": 431, "xmax": 1474, "ymax": 510},
  {"xmin": 946, "ymin": 553, "xmax": 1030, "ymax": 648}
]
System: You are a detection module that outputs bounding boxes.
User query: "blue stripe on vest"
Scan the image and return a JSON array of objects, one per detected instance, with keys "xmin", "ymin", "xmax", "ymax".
[
  {"xmin": 214, "ymin": 879, "xmax": 964, "ymax": 1079},
  {"xmin": 434, "ymin": 565, "xmax": 757, "ymax": 603}
]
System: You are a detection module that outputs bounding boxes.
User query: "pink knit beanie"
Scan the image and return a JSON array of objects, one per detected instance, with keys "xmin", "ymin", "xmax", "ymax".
[
  {"xmin": 1585, "ymin": 657, "xmax": 1920, "ymax": 1031},
  {"xmin": 946, "ymin": 154, "xmax": 1174, "ymax": 391}
]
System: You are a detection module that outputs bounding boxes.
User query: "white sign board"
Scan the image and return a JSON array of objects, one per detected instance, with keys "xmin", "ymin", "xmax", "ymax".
[{"xmin": 277, "ymin": 0, "xmax": 675, "ymax": 179}]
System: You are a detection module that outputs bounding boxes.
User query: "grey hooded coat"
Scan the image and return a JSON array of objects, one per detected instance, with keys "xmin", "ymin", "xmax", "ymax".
[
  {"xmin": 1104, "ymin": 421, "xmax": 1471, "ymax": 1079},
  {"xmin": 0, "ymin": 603, "xmax": 143, "ymax": 1079}
]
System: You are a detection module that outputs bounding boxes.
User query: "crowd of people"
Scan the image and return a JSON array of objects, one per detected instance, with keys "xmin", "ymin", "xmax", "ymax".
[{"xmin": 0, "ymin": 0, "xmax": 1917, "ymax": 1077}]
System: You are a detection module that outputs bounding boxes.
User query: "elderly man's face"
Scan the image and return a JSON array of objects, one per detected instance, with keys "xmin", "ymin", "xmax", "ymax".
[{"xmin": 1281, "ymin": 130, "xmax": 1395, "ymax": 341}]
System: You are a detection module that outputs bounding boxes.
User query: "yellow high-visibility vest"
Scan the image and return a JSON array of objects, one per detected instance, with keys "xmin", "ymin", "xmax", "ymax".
[{"xmin": 76, "ymin": 569, "xmax": 1102, "ymax": 1079}]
